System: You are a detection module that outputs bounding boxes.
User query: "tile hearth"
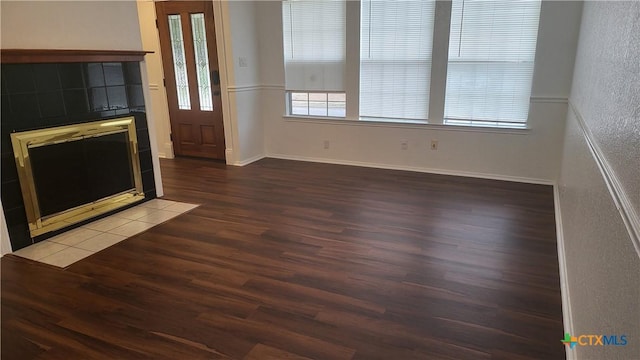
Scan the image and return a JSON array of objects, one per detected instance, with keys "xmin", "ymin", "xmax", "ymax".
[{"xmin": 13, "ymin": 199, "xmax": 198, "ymax": 268}]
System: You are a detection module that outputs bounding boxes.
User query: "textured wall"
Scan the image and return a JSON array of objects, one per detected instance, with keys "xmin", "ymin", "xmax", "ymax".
[
  {"xmin": 558, "ymin": 2, "xmax": 640, "ymax": 359},
  {"xmin": 560, "ymin": 112, "xmax": 639, "ymax": 359},
  {"xmin": 568, "ymin": 1, "xmax": 640, "ymax": 216}
]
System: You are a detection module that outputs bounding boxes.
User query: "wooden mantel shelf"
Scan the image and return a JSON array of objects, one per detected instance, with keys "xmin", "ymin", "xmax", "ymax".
[{"xmin": 1, "ymin": 49, "xmax": 153, "ymax": 64}]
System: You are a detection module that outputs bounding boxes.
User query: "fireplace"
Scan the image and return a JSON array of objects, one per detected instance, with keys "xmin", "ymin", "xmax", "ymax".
[
  {"xmin": 1, "ymin": 49, "xmax": 157, "ymax": 250},
  {"xmin": 10, "ymin": 117, "xmax": 145, "ymax": 238}
]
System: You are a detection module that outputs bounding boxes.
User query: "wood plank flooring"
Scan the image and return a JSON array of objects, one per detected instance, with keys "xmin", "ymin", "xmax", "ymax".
[{"xmin": 1, "ymin": 158, "xmax": 565, "ymax": 359}]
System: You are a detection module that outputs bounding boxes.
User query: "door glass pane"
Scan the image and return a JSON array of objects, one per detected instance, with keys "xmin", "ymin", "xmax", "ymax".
[
  {"xmin": 168, "ymin": 14, "xmax": 191, "ymax": 110},
  {"xmin": 190, "ymin": 13, "xmax": 214, "ymax": 111}
]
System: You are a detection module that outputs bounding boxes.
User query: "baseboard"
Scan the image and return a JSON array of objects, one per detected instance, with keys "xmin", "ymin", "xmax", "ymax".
[
  {"xmin": 225, "ymin": 148, "xmax": 234, "ymax": 165},
  {"xmin": 554, "ymin": 184, "xmax": 575, "ymax": 360},
  {"xmin": 164, "ymin": 142, "xmax": 174, "ymax": 159},
  {"xmin": 266, "ymin": 153, "xmax": 554, "ymax": 185},
  {"xmin": 157, "ymin": 142, "xmax": 175, "ymax": 159},
  {"xmin": 233, "ymin": 154, "xmax": 266, "ymax": 167}
]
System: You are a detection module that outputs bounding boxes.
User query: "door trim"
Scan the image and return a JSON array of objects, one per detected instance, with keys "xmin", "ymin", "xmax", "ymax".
[{"xmin": 212, "ymin": 0, "xmax": 236, "ymax": 165}]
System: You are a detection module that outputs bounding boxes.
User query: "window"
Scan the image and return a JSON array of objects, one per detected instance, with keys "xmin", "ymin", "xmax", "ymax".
[
  {"xmin": 360, "ymin": 0, "xmax": 435, "ymax": 121},
  {"xmin": 168, "ymin": 14, "xmax": 191, "ymax": 110},
  {"xmin": 282, "ymin": 0, "xmax": 346, "ymax": 117},
  {"xmin": 281, "ymin": 0, "xmax": 541, "ymax": 128},
  {"xmin": 289, "ymin": 92, "xmax": 346, "ymax": 117},
  {"xmin": 444, "ymin": 0, "xmax": 541, "ymax": 127},
  {"xmin": 191, "ymin": 13, "xmax": 214, "ymax": 111}
]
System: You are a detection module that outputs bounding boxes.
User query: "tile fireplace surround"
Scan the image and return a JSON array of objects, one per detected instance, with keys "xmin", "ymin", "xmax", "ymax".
[{"xmin": 1, "ymin": 49, "xmax": 157, "ymax": 251}]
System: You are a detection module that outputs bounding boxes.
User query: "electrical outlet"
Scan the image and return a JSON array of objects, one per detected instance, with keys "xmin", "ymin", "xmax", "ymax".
[
  {"xmin": 430, "ymin": 140, "xmax": 438, "ymax": 150},
  {"xmin": 323, "ymin": 140, "xmax": 330, "ymax": 149},
  {"xmin": 401, "ymin": 140, "xmax": 408, "ymax": 150},
  {"xmin": 238, "ymin": 57, "xmax": 248, "ymax": 68}
]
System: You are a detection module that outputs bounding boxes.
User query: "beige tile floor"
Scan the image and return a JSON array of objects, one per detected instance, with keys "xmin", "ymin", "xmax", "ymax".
[{"xmin": 13, "ymin": 199, "xmax": 198, "ymax": 268}]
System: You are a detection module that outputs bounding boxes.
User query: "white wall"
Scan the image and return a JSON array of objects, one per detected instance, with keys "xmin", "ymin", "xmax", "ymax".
[
  {"xmin": 567, "ymin": 1, "xmax": 640, "ymax": 218},
  {"xmin": 255, "ymin": 0, "xmax": 582, "ymax": 183},
  {"xmin": 557, "ymin": 2, "xmax": 640, "ymax": 359},
  {"xmin": 0, "ymin": 201, "xmax": 11, "ymax": 256},
  {"xmin": 228, "ymin": 1, "xmax": 260, "ymax": 87},
  {"xmin": 137, "ymin": 0, "xmax": 174, "ymax": 160},
  {"xmin": 226, "ymin": 0, "xmax": 264, "ymax": 164},
  {"xmin": 1, "ymin": 1, "xmax": 142, "ymax": 50}
]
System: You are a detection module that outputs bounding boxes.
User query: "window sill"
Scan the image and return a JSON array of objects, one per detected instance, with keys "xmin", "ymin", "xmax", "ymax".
[{"xmin": 282, "ymin": 115, "xmax": 531, "ymax": 134}]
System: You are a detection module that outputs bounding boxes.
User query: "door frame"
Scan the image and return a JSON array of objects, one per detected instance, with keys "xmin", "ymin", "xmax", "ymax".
[
  {"xmin": 211, "ymin": 0, "xmax": 237, "ymax": 164},
  {"xmin": 153, "ymin": 0, "xmax": 237, "ymax": 164}
]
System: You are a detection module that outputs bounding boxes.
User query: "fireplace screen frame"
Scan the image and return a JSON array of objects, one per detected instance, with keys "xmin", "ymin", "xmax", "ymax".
[{"xmin": 10, "ymin": 116, "xmax": 145, "ymax": 238}]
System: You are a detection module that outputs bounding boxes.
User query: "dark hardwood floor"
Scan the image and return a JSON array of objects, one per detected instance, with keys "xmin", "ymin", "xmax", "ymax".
[{"xmin": 2, "ymin": 158, "xmax": 564, "ymax": 359}]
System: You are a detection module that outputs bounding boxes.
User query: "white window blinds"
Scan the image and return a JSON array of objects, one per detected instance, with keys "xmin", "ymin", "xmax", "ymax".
[
  {"xmin": 444, "ymin": 0, "xmax": 541, "ymax": 126},
  {"xmin": 282, "ymin": 0, "xmax": 346, "ymax": 92},
  {"xmin": 359, "ymin": 0, "xmax": 435, "ymax": 120}
]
